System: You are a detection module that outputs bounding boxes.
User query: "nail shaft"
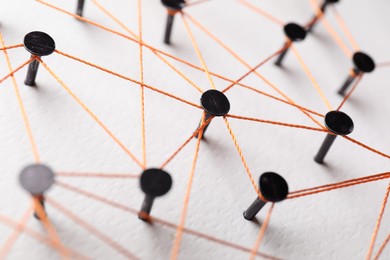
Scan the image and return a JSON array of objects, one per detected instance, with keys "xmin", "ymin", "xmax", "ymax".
[
  {"xmin": 138, "ymin": 194, "xmax": 155, "ymax": 221},
  {"xmin": 314, "ymin": 133, "xmax": 337, "ymax": 164},
  {"xmin": 24, "ymin": 56, "xmax": 39, "ymax": 87},
  {"xmin": 76, "ymin": 0, "xmax": 85, "ymax": 17},
  {"xmin": 274, "ymin": 42, "xmax": 290, "ymax": 66},
  {"xmin": 338, "ymin": 69, "xmax": 359, "ymax": 96},
  {"xmin": 243, "ymin": 197, "xmax": 266, "ymax": 220},
  {"xmin": 195, "ymin": 113, "xmax": 212, "ymax": 139},
  {"xmin": 164, "ymin": 13, "xmax": 175, "ymax": 45},
  {"xmin": 33, "ymin": 196, "xmax": 46, "ymax": 220},
  {"xmin": 306, "ymin": 1, "xmax": 328, "ymax": 33}
]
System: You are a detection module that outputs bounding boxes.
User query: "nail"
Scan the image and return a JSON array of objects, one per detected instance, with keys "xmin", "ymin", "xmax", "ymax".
[
  {"xmin": 243, "ymin": 172, "xmax": 288, "ymax": 221},
  {"xmin": 275, "ymin": 23, "xmax": 306, "ymax": 67},
  {"xmin": 19, "ymin": 164, "xmax": 55, "ymax": 220},
  {"xmin": 139, "ymin": 168, "xmax": 172, "ymax": 221},
  {"xmin": 314, "ymin": 110, "xmax": 354, "ymax": 164},
  {"xmin": 23, "ymin": 31, "xmax": 56, "ymax": 87},
  {"xmin": 338, "ymin": 52, "xmax": 375, "ymax": 96},
  {"xmin": 195, "ymin": 89, "xmax": 230, "ymax": 139}
]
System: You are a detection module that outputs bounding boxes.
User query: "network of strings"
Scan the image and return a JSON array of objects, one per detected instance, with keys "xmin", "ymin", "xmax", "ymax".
[{"xmin": 0, "ymin": 0, "xmax": 389, "ymax": 259}]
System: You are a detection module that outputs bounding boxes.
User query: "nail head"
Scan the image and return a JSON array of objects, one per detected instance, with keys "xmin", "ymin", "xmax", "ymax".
[
  {"xmin": 325, "ymin": 111, "xmax": 354, "ymax": 136},
  {"xmin": 201, "ymin": 89, "xmax": 230, "ymax": 117},
  {"xmin": 140, "ymin": 168, "xmax": 172, "ymax": 197},
  {"xmin": 19, "ymin": 164, "xmax": 55, "ymax": 196},
  {"xmin": 352, "ymin": 52, "xmax": 375, "ymax": 73},
  {"xmin": 24, "ymin": 31, "xmax": 56, "ymax": 57},
  {"xmin": 259, "ymin": 172, "xmax": 289, "ymax": 202},
  {"xmin": 284, "ymin": 23, "xmax": 307, "ymax": 42}
]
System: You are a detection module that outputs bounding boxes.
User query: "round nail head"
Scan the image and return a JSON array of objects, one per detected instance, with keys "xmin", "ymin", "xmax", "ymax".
[
  {"xmin": 325, "ymin": 111, "xmax": 354, "ymax": 136},
  {"xmin": 259, "ymin": 172, "xmax": 289, "ymax": 202},
  {"xmin": 19, "ymin": 164, "xmax": 55, "ymax": 196},
  {"xmin": 161, "ymin": 0, "xmax": 185, "ymax": 10},
  {"xmin": 24, "ymin": 31, "xmax": 56, "ymax": 56},
  {"xmin": 201, "ymin": 90, "xmax": 230, "ymax": 117},
  {"xmin": 284, "ymin": 23, "xmax": 307, "ymax": 42},
  {"xmin": 140, "ymin": 168, "xmax": 172, "ymax": 197},
  {"xmin": 353, "ymin": 52, "xmax": 375, "ymax": 73}
]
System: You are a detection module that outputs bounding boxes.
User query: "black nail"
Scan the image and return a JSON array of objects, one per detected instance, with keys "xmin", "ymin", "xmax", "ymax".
[
  {"xmin": 195, "ymin": 89, "xmax": 230, "ymax": 139},
  {"xmin": 19, "ymin": 164, "xmax": 55, "ymax": 220},
  {"xmin": 314, "ymin": 111, "xmax": 354, "ymax": 164},
  {"xmin": 275, "ymin": 23, "xmax": 306, "ymax": 67},
  {"xmin": 161, "ymin": 0, "xmax": 185, "ymax": 44},
  {"xmin": 338, "ymin": 52, "xmax": 375, "ymax": 96},
  {"xmin": 23, "ymin": 32, "xmax": 56, "ymax": 87},
  {"xmin": 243, "ymin": 172, "xmax": 288, "ymax": 221},
  {"xmin": 139, "ymin": 168, "xmax": 172, "ymax": 221}
]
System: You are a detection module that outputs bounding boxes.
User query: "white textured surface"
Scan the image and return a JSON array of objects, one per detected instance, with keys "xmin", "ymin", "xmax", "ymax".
[{"xmin": 0, "ymin": 0, "xmax": 389, "ymax": 259}]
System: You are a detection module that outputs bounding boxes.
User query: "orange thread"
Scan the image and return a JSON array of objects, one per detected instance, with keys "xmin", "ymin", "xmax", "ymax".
[
  {"xmin": 183, "ymin": 11, "xmax": 326, "ymax": 130},
  {"xmin": 288, "ymin": 172, "xmax": 390, "ymax": 199},
  {"xmin": 343, "ymin": 136, "xmax": 390, "ymax": 160},
  {"xmin": 91, "ymin": 0, "xmax": 203, "ymax": 93},
  {"xmin": 0, "ymin": 204, "xmax": 34, "ymax": 258},
  {"xmin": 0, "ymin": 44, "xmax": 24, "ymax": 51},
  {"xmin": 0, "ymin": 33, "xmax": 41, "ymax": 163},
  {"xmin": 39, "ymin": 59, "xmax": 145, "ymax": 169},
  {"xmin": 238, "ymin": 0, "xmax": 284, "ymax": 26},
  {"xmin": 289, "ymin": 172, "xmax": 390, "ymax": 195},
  {"xmin": 373, "ymin": 234, "xmax": 390, "ymax": 260},
  {"xmin": 46, "ymin": 197, "xmax": 138, "ymax": 259},
  {"xmin": 54, "ymin": 50, "xmax": 202, "ymax": 109},
  {"xmin": 56, "ymin": 172, "xmax": 140, "ymax": 179},
  {"xmin": 56, "ymin": 181, "xmax": 280, "ymax": 259},
  {"xmin": 36, "ymin": 0, "xmax": 299, "ymax": 105},
  {"xmin": 221, "ymin": 45, "xmax": 289, "ymax": 93},
  {"xmin": 245, "ymin": 71, "xmax": 326, "ymax": 130},
  {"xmin": 0, "ymin": 213, "xmax": 88, "ymax": 259},
  {"xmin": 160, "ymin": 115, "xmax": 213, "ymax": 169},
  {"xmin": 249, "ymin": 203, "xmax": 275, "ymax": 260},
  {"xmin": 33, "ymin": 197, "xmax": 69, "ymax": 258},
  {"xmin": 237, "ymin": 84, "xmax": 324, "ymax": 117},
  {"xmin": 330, "ymin": 6, "xmax": 360, "ymax": 51},
  {"xmin": 377, "ymin": 62, "xmax": 390, "ymax": 68},
  {"xmin": 181, "ymin": 13, "xmax": 217, "ymax": 90},
  {"xmin": 226, "ymin": 114, "xmax": 328, "ymax": 133},
  {"xmin": 290, "ymin": 44, "xmax": 333, "ymax": 111},
  {"xmin": 56, "ymin": 181, "xmax": 139, "ymax": 214},
  {"xmin": 46, "ymin": 0, "xmax": 204, "ymax": 94},
  {"xmin": 184, "ymin": 11, "xmax": 279, "ymax": 93},
  {"xmin": 308, "ymin": 0, "xmax": 352, "ymax": 58},
  {"xmin": 138, "ymin": 0, "xmax": 147, "ymax": 168},
  {"xmin": 223, "ymin": 117, "xmax": 266, "ymax": 202},
  {"xmin": 366, "ymin": 181, "xmax": 390, "ymax": 260},
  {"xmin": 37, "ymin": 0, "xmax": 303, "ymax": 105},
  {"xmin": 29, "ymin": 3, "xmax": 386, "ymax": 258},
  {"xmin": 0, "ymin": 58, "xmax": 33, "ymax": 85},
  {"xmin": 337, "ymin": 73, "xmax": 363, "ymax": 111},
  {"xmin": 170, "ymin": 113, "xmax": 204, "ymax": 259}
]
